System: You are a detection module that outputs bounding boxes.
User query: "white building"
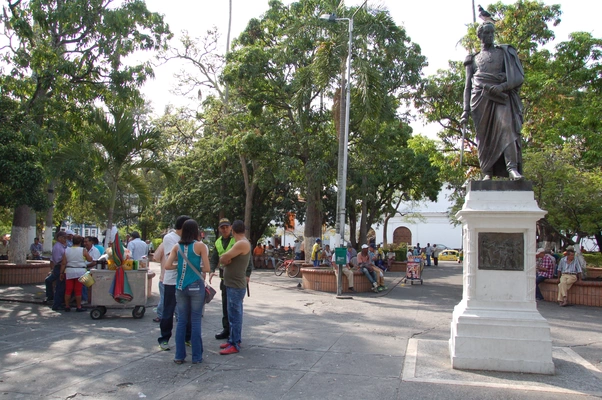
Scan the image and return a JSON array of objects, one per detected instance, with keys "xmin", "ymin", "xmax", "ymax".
[
  {"xmin": 372, "ymin": 187, "xmax": 462, "ymax": 249},
  {"xmin": 273, "ymin": 187, "xmax": 462, "ymax": 250}
]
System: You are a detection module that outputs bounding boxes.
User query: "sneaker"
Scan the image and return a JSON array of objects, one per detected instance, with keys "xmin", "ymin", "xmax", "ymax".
[
  {"xmin": 377, "ymin": 286, "xmax": 384, "ymax": 292},
  {"xmin": 220, "ymin": 342, "xmax": 241, "ymax": 349},
  {"xmin": 76, "ymin": 307, "xmax": 87, "ymax": 312},
  {"xmin": 64, "ymin": 307, "xmax": 71, "ymax": 312},
  {"xmin": 372, "ymin": 286, "xmax": 379, "ymax": 293},
  {"xmin": 219, "ymin": 344, "xmax": 239, "ymax": 355},
  {"xmin": 348, "ymin": 287, "xmax": 356, "ymax": 293},
  {"xmin": 159, "ymin": 342, "xmax": 170, "ymax": 351},
  {"xmin": 185, "ymin": 341, "xmax": 191, "ymax": 347}
]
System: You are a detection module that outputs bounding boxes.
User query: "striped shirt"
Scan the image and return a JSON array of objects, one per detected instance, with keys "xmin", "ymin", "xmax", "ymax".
[{"xmin": 558, "ymin": 256, "xmax": 583, "ymax": 275}]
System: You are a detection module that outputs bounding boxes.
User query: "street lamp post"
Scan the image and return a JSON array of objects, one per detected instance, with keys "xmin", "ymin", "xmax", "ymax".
[{"xmin": 321, "ymin": 0, "xmax": 367, "ymax": 296}]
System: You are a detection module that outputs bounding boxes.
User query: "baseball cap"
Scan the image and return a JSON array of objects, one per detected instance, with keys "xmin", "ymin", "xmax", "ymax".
[
  {"xmin": 361, "ymin": 244, "xmax": 369, "ymax": 249},
  {"xmin": 65, "ymin": 229, "xmax": 74, "ymax": 235},
  {"xmin": 56, "ymin": 231, "xmax": 67, "ymax": 238},
  {"xmin": 316, "ymin": 238, "xmax": 321, "ymax": 242},
  {"xmin": 218, "ymin": 218, "xmax": 231, "ymax": 227},
  {"xmin": 536, "ymin": 248, "xmax": 545, "ymax": 255}
]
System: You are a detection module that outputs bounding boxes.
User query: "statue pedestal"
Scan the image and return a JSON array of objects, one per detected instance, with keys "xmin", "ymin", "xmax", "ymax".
[{"xmin": 449, "ymin": 181, "xmax": 554, "ymax": 374}]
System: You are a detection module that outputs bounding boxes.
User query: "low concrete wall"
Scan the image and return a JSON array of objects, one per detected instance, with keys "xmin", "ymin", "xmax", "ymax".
[
  {"xmin": 540, "ymin": 278, "xmax": 602, "ymax": 307},
  {"xmin": 389, "ymin": 261, "xmax": 407, "ymax": 272},
  {"xmin": 0, "ymin": 262, "xmax": 52, "ymax": 285}
]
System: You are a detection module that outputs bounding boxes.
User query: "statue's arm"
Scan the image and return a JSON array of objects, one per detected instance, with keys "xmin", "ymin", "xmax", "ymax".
[{"xmin": 460, "ymin": 55, "xmax": 474, "ymax": 124}]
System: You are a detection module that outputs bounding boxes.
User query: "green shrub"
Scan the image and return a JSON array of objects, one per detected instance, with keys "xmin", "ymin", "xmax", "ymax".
[{"xmin": 584, "ymin": 253, "xmax": 602, "ymax": 268}]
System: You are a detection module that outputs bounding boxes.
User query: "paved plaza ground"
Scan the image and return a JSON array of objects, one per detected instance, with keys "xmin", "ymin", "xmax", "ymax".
[{"xmin": 1, "ymin": 261, "xmax": 601, "ymax": 399}]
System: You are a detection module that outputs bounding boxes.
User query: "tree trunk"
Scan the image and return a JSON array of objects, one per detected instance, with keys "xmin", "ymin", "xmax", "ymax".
[
  {"xmin": 383, "ymin": 215, "xmax": 390, "ymax": 246},
  {"xmin": 348, "ymin": 205, "xmax": 357, "ymax": 248},
  {"xmin": 9, "ymin": 205, "xmax": 31, "ymax": 264},
  {"xmin": 303, "ymin": 171, "xmax": 322, "ymax": 264},
  {"xmin": 240, "ymin": 155, "xmax": 256, "ymax": 239},
  {"xmin": 43, "ymin": 181, "xmax": 56, "ymax": 252},
  {"xmin": 358, "ymin": 175, "xmax": 368, "ymax": 245}
]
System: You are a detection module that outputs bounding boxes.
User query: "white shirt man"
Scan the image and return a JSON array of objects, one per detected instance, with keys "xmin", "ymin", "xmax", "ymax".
[{"xmin": 127, "ymin": 231, "xmax": 148, "ymax": 261}]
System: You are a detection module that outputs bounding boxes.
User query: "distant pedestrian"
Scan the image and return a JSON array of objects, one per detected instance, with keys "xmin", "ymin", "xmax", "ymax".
[
  {"xmin": 311, "ymin": 238, "xmax": 322, "ymax": 267},
  {"xmin": 425, "ymin": 243, "xmax": 432, "ymax": 266},
  {"xmin": 46, "ymin": 231, "xmax": 67, "ymax": 308}
]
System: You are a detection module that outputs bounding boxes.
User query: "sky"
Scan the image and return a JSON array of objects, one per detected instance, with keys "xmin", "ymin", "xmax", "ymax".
[{"xmin": 140, "ymin": 0, "xmax": 601, "ymax": 136}]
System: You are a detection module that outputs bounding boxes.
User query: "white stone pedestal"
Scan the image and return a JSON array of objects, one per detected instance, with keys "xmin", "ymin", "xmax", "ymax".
[{"xmin": 449, "ymin": 181, "xmax": 554, "ymax": 374}]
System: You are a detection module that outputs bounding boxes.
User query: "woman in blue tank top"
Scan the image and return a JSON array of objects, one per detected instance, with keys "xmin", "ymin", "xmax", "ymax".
[{"xmin": 165, "ymin": 219, "xmax": 210, "ymax": 364}]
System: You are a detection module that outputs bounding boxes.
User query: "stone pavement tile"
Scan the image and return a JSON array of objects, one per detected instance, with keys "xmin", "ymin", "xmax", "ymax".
[
  {"xmin": 329, "ymin": 332, "xmax": 407, "ymax": 357},
  {"xmin": 162, "ymin": 367, "xmax": 306, "ymax": 400},
  {"xmin": 310, "ymin": 351, "xmax": 403, "ymax": 378},
  {"xmin": 253, "ymin": 330, "xmax": 342, "ymax": 351},
  {"xmin": 206, "ymin": 346, "xmax": 324, "ymax": 371},
  {"xmin": 48, "ymin": 353, "xmax": 215, "ymax": 400},
  {"xmin": 281, "ymin": 371, "xmax": 401, "ymax": 400},
  {"xmin": 404, "ymin": 339, "xmax": 602, "ymax": 397}
]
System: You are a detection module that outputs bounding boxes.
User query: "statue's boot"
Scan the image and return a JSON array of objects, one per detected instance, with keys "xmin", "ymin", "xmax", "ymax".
[
  {"xmin": 504, "ymin": 144, "xmax": 523, "ymax": 180},
  {"xmin": 482, "ymin": 172, "xmax": 492, "ymax": 181}
]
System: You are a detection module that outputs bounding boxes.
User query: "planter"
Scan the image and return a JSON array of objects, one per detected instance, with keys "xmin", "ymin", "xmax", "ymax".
[
  {"xmin": 586, "ymin": 267, "xmax": 602, "ymax": 279},
  {"xmin": 389, "ymin": 261, "xmax": 407, "ymax": 273},
  {"xmin": 301, "ymin": 267, "xmax": 372, "ymax": 293},
  {"xmin": 0, "ymin": 261, "xmax": 52, "ymax": 285},
  {"xmin": 540, "ymin": 278, "xmax": 602, "ymax": 307}
]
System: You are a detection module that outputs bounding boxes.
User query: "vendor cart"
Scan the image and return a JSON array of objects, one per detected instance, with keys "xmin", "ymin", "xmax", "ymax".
[
  {"xmin": 403, "ymin": 256, "xmax": 424, "ymax": 285},
  {"xmin": 88, "ymin": 269, "xmax": 148, "ymax": 319}
]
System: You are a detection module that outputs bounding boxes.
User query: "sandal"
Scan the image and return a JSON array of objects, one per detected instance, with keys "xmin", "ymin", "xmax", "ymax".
[{"xmin": 173, "ymin": 359, "xmax": 185, "ymax": 365}]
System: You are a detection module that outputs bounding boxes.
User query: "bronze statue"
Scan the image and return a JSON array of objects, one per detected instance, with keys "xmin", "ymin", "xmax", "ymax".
[{"xmin": 460, "ymin": 21, "xmax": 524, "ymax": 180}]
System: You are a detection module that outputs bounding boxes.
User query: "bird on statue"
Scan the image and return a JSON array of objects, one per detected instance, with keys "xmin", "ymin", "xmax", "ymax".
[{"xmin": 478, "ymin": 5, "xmax": 497, "ymax": 22}]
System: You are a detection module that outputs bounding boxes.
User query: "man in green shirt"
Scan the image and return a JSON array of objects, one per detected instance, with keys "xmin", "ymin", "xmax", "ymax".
[{"xmin": 209, "ymin": 218, "xmax": 253, "ymax": 340}]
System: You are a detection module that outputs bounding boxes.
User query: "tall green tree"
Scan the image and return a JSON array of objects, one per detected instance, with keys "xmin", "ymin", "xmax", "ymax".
[
  {"xmin": 64, "ymin": 108, "xmax": 170, "ymax": 247},
  {"xmin": 1, "ymin": 0, "xmax": 170, "ymax": 262}
]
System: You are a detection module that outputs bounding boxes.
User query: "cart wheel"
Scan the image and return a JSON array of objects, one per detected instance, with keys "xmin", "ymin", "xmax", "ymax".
[
  {"xmin": 100, "ymin": 306, "xmax": 107, "ymax": 316},
  {"xmin": 132, "ymin": 306, "xmax": 145, "ymax": 319},
  {"xmin": 90, "ymin": 308, "xmax": 103, "ymax": 320}
]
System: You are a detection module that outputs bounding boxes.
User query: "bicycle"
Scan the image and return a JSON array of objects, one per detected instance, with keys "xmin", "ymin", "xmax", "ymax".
[{"xmin": 274, "ymin": 258, "xmax": 300, "ymax": 278}]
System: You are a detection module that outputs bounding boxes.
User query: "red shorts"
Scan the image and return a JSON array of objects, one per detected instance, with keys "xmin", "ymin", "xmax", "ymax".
[{"xmin": 65, "ymin": 278, "xmax": 83, "ymax": 296}]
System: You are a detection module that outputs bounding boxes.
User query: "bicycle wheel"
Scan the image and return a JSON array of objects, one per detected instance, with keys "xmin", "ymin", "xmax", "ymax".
[
  {"xmin": 287, "ymin": 262, "xmax": 300, "ymax": 278},
  {"xmin": 274, "ymin": 261, "xmax": 285, "ymax": 276}
]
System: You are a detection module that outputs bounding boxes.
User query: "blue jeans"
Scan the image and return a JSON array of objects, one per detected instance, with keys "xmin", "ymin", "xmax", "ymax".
[
  {"xmin": 226, "ymin": 286, "xmax": 246, "ymax": 349},
  {"xmin": 360, "ymin": 266, "xmax": 377, "ymax": 285},
  {"xmin": 265, "ymin": 257, "xmax": 276, "ymax": 268},
  {"xmin": 426, "ymin": 254, "xmax": 431, "ymax": 266},
  {"xmin": 45, "ymin": 264, "xmax": 60, "ymax": 299},
  {"xmin": 536, "ymin": 275, "xmax": 547, "ymax": 299},
  {"xmin": 157, "ymin": 281, "xmax": 165, "ymax": 319},
  {"xmin": 175, "ymin": 280, "xmax": 205, "ymax": 363},
  {"xmin": 158, "ymin": 284, "xmax": 188, "ymax": 344}
]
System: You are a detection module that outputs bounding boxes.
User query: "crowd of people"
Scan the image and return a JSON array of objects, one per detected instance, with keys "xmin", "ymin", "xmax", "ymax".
[{"xmin": 44, "ymin": 229, "xmax": 149, "ymax": 312}]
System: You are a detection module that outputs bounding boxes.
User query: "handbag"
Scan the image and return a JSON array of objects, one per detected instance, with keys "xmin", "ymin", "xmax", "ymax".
[{"xmin": 177, "ymin": 245, "xmax": 215, "ymax": 304}]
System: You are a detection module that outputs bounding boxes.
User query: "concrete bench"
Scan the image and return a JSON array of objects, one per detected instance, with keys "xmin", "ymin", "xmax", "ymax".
[{"xmin": 301, "ymin": 267, "xmax": 374, "ymax": 293}]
